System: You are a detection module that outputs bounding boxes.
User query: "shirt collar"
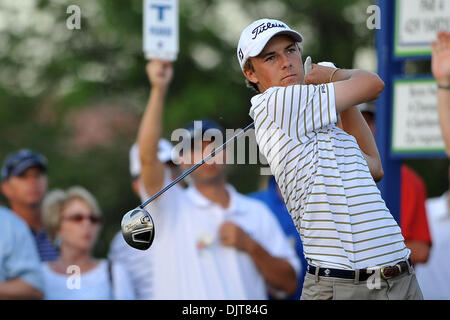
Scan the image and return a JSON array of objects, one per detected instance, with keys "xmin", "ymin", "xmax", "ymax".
[
  {"xmin": 249, "ymin": 87, "xmax": 278, "ymax": 119},
  {"xmin": 186, "ymin": 184, "xmax": 242, "ymax": 214},
  {"xmin": 250, "ymin": 92, "xmax": 264, "ymax": 106}
]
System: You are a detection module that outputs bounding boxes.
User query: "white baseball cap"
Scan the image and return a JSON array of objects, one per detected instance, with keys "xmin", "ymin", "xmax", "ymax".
[
  {"xmin": 129, "ymin": 139, "xmax": 174, "ymax": 179},
  {"xmin": 237, "ymin": 18, "xmax": 303, "ymax": 71}
]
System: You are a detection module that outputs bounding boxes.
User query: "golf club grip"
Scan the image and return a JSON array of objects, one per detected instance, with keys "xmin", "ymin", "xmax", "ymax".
[{"xmin": 139, "ymin": 122, "xmax": 255, "ymax": 208}]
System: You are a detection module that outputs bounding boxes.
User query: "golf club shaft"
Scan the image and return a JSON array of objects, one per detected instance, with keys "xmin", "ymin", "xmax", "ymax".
[{"xmin": 139, "ymin": 122, "xmax": 255, "ymax": 209}]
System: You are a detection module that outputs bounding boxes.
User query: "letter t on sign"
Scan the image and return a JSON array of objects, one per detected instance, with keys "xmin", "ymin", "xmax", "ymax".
[{"xmin": 151, "ymin": 4, "xmax": 171, "ymax": 21}]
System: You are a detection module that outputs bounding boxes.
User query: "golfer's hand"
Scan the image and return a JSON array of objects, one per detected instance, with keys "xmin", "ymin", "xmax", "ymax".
[
  {"xmin": 432, "ymin": 31, "xmax": 450, "ymax": 86},
  {"xmin": 219, "ymin": 222, "xmax": 253, "ymax": 252},
  {"xmin": 304, "ymin": 63, "xmax": 337, "ymax": 85},
  {"xmin": 146, "ymin": 59, "xmax": 173, "ymax": 89}
]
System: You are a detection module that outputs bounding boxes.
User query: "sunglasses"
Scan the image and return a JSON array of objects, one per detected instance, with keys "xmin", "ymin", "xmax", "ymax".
[{"xmin": 62, "ymin": 213, "xmax": 102, "ymax": 224}]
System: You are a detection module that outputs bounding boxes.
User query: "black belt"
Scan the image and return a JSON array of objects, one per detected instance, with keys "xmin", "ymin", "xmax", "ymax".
[{"xmin": 306, "ymin": 259, "xmax": 411, "ymax": 281}]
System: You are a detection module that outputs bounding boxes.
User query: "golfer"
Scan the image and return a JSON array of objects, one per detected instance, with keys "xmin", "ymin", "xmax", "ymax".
[{"xmin": 237, "ymin": 18, "xmax": 423, "ymax": 300}]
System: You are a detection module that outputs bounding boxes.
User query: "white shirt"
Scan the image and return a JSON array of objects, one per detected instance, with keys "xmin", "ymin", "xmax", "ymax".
[
  {"xmin": 118, "ymin": 171, "xmax": 300, "ymax": 300},
  {"xmin": 41, "ymin": 260, "xmax": 135, "ymax": 300},
  {"xmin": 415, "ymin": 192, "xmax": 450, "ymax": 299},
  {"xmin": 249, "ymin": 84, "xmax": 409, "ymax": 270}
]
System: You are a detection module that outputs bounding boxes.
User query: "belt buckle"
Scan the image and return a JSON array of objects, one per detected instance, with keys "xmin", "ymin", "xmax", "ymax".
[
  {"xmin": 380, "ymin": 264, "xmax": 402, "ymax": 280},
  {"xmin": 380, "ymin": 266, "xmax": 392, "ymax": 280}
]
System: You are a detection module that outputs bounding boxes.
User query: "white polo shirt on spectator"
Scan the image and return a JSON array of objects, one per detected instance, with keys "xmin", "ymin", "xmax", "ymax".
[
  {"xmin": 249, "ymin": 83, "xmax": 410, "ymax": 270},
  {"xmin": 126, "ymin": 169, "xmax": 300, "ymax": 300},
  {"xmin": 415, "ymin": 192, "xmax": 450, "ymax": 299}
]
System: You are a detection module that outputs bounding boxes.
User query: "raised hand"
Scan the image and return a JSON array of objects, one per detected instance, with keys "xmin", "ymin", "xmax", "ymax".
[
  {"xmin": 304, "ymin": 63, "xmax": 337, "ymax": 85},
  {"xmin": 146, "ymin": 59, "xmax": 173, "ymax": 90},
  {"xmin": 431, "ymin": 31, "xmax": 450, "ymax": 86}
]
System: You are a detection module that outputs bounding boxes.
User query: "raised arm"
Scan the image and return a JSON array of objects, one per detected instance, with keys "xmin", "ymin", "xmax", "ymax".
[
  {"xmin": 432, "ymin": 31, "xmax": 450, "ymax": 157},
  {"xmin": 339, "ymin": 106, "xmax": 384, "ymax": 181},
  {"xmin": 305, "ymin": 64, "xmax": 385, "ymax": 113},
  {"xmin": 305, "ymin": 64, "xmax": 385, "ymax": 181},
  {"xmin": 138, "ymin": 60, "xmax": 173, "ymax": 197}
]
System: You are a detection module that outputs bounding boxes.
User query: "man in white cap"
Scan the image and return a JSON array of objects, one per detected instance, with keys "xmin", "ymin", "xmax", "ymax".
[{"xmin": 237, "ymin": 18, "xmax": 423, "ymax": 299}]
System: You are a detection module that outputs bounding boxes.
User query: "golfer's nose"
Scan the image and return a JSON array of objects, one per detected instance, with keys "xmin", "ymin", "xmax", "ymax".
[{"xmin": 280, "ymin": 53, "xmax": 292, "ymax": 69}]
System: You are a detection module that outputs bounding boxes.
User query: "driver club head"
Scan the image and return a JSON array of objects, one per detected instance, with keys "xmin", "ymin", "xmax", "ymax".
[{"xmin": 121, "ymin": 207, "xmax": 155, "ymax": 250}]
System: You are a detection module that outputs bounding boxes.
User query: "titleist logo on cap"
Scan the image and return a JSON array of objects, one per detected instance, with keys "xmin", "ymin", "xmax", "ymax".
[{"xmin": 251, "ymin": 22, "xmax": 286, "ymax": 40}]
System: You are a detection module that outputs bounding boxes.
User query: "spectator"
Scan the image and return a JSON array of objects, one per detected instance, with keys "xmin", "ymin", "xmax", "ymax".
[
  {"xmin": 415, "ymin": 164, "xmax": 450, "ymax": 299},
  {"xmin": 1, "ymin": 149, "xmax": 59, "ymax": 261},
  {"xmin": 249, "ymin": 176, "xmax": 307, "ymax": 299},
  {"xmin": 133, "ymin": 59, "xmax": 300, "ymax": 299},
  {"xmin": 40, "ymin": 186, "xmax": 134, "ymax": 299},
  {"xmin": 108, "ymin": 139, "xmax": 178, "ymax": 299},
  {"xmin": 431, "ymin": 31, "xmax": 450, "ymax": 156},
  {"xmin": 358, "ymin": 102, "xmax": 432, "ymax": 265},
  {"xmin": 0, "ymin": 206, "xmax": 44, "ymax": 299}
]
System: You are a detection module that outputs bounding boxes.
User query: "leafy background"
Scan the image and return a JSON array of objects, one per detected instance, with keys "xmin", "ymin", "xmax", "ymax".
[{"xmin": 0, "ymin": 0, "xmax": 447, "ymax": 257}]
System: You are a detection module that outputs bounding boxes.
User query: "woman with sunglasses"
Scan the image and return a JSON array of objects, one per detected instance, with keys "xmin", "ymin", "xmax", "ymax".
[{"xmin": 40, "ymin": 186, "xmax": 134, "ymax": 300}]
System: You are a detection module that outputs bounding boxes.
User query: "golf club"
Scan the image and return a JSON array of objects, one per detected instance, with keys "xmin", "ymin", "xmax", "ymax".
[{"xmin": 121, "ymin": 122, "xmax": 255, "ymax": 250}]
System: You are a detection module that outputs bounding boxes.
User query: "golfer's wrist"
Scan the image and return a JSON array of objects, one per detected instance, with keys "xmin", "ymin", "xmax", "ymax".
[
  {"xmin": 329, "ymin": 68, "xmax": 352, "ymax": 82},
  {"xmin": 329, "ymin": 68, "xmax": 341, "ymax": 83}
]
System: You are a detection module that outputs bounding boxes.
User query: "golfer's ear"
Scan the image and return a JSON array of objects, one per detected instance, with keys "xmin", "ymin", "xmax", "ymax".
[{"xmin": 243, "ymin": 67, "xmax": 259, "ymax": 85}]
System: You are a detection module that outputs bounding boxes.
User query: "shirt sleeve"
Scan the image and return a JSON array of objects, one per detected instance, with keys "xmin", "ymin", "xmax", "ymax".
[
  {"xmin": 2, "ymin": 213, "xmax": 44, "ymax": 292},
  {"xmin": 251, "ymin": 83, "xmax": 337, "ymax": 144}
]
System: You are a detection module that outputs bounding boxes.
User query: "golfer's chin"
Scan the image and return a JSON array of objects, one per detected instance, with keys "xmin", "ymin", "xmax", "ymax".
[{"xmin": 281, "ymin": 75, "xmax": 301, "ymax": 87}]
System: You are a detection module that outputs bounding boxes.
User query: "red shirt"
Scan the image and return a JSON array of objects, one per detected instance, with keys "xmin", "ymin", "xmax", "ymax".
[{"xmin": 400, "ymin": 165, "xmax": 432, "ymax": 244}]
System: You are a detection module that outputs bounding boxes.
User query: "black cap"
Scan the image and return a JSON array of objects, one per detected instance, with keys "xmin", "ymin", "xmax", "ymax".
[{"xmin": 1, "ymin": 149, "xmax": 47, "ymax": 182}]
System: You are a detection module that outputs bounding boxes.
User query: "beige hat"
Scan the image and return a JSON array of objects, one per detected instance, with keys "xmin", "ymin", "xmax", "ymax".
[{"xmin": 129, "ymin": 139, "xmax": 174, "ymax": 179}]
